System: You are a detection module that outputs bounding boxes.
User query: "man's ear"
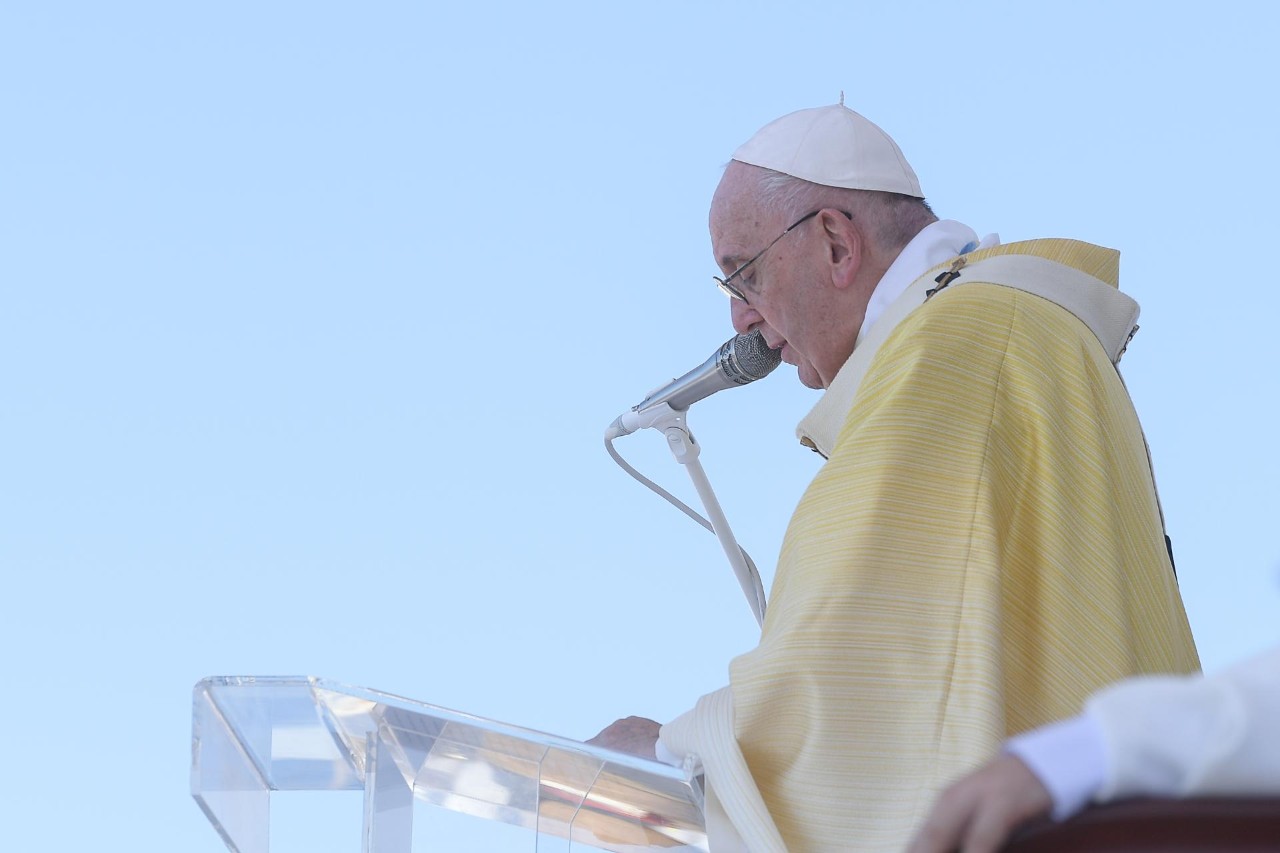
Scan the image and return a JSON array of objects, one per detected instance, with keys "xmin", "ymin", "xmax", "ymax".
[{"xmin": 820, "ymin": 209, "xmax": 861, "ymax": 290}]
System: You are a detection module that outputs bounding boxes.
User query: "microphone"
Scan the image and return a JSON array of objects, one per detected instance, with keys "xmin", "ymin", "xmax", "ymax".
[{"xmin": 611, "ymin": 330, "xmax": 782, "ymax": 436}]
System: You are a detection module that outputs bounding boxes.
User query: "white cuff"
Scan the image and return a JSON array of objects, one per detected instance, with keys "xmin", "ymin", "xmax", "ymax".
[
  {"xmin": 1005, "ymin": 713, "xmax": 1107, "ymax": 821},
  {"xmin": 654, "ymin": 735, "xmax": 683, "ymax": 768}
]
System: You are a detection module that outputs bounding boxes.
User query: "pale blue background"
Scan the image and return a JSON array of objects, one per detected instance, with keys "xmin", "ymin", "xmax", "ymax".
[{"xmin": 2, "ymin": 2, "xmax": 1276, "ymax": 850}]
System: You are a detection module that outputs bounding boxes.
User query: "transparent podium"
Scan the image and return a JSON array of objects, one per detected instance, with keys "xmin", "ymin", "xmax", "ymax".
[{"xmin": 191, "ymin": 677, "xmax": 708, "ymax": 852}]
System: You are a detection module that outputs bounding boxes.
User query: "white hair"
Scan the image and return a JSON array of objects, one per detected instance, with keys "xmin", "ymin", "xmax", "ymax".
[{"xmin": 752, "ymin": 169, "xmax": 936, "ymax": 252}]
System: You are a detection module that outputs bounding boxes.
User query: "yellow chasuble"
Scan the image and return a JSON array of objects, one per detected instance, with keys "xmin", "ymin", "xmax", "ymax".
[{"xmin": 662, "ymin": 239, "xmax": 1199, "ymax": 852}]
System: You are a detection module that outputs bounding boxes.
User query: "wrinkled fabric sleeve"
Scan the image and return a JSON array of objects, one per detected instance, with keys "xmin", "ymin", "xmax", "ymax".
[
  {"xmin": 1089, "ymin": 644, "xmax": 1280, "ymax": 802},
  {"xmin": 659, "ymin": 688, "xmax": 788, "ymax": 853}
]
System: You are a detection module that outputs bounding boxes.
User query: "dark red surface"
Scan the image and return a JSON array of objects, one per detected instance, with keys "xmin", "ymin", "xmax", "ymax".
[{"xmin": 1006, "ymin": 797, "xmax": 1280, "ymax": 852}]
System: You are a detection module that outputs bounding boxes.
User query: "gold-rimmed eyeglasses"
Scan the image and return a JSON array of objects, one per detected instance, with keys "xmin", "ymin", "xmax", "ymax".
[{"xmin": 713, "ymin": 209, "xmax": 849, "ymax": 302}]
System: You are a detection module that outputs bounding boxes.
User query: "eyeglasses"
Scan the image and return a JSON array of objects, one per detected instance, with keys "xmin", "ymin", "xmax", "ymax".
[
  {"xmin": 713, "ymin": 209, "xmax": 854, "ymax": 302},
  {"xmin": 713, "ymin": 210, "xmax": 820, "ymax": 302}
]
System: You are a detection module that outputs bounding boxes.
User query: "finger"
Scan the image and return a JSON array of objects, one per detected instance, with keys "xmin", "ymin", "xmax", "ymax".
[
  {"xmin": 906, "ymin": 791, "xmax": 974, "ymax": 853},
  {"xmin": 959, "ymin": 804, "xmax": 1018, "ymax": 853}
]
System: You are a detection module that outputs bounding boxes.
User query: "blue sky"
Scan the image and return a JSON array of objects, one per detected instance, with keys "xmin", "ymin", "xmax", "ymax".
[{"xmin": 3, "ymin": 2, "xmax": 1277, "ymax": 849}]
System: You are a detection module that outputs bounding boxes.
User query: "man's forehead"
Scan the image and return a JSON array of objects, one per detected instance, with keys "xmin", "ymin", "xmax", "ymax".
[
  {"xmin": 710, "ymin": 194, "xmax": 772, "ymax": 267},
  {"xmin": 711, "ymin": 162, "xmax": 758, "ymax": 210},
  {"xmin": 711, "ymin": 214, "xmax": 755, "ymax": 268},
  {"xmin": 711, "ymin": 168, "xmax": 769, "ymax": 231}
]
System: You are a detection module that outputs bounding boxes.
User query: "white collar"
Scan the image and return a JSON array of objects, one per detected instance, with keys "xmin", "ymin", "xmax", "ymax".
[
  {"xmin": 796, "ymin": 220, "xmax": 997, "ymax": 459},
  {"xmin": 856, "ymin": 220, "xmax": 998, "ymax": 346}
]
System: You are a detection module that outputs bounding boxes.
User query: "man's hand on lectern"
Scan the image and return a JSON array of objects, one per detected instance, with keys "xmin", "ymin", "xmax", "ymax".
[{"xmin": 586, "ymin": 716, "xmax": 661, "ymax": 759}]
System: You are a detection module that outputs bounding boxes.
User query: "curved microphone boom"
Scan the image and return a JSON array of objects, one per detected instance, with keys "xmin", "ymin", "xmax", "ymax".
[
  {"xmin": 610, "ymin": 330, "xmax": 782, "ymax": 436},
  {"xmin": 604, "ymin": 329, "xmax": 778, "ymax": 625}
]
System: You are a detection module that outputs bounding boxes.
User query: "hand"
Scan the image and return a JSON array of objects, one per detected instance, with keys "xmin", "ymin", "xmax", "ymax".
[
  {"xmin": 585, "ymin": 716, "xmax": 661, "ymax": 759},
  {"xmin": 905, "ymin": 754, "xmax": 1052, "ymax": 853}
]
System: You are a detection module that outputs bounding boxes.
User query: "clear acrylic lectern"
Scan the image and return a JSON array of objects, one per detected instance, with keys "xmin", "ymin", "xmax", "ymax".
[{"xmin": 191, "ymin": 677, "xmax": 708, "ymax": 852}]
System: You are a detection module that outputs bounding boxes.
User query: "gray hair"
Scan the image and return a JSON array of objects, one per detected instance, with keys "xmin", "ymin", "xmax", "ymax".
[{"xmin": 753, "ymin": 169, "xmax": 937, "ymax": 253}]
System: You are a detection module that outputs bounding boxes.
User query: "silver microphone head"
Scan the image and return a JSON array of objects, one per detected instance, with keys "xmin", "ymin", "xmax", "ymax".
[
  {"xmin": 718, "ymin": 330, "xmax": 783, "ymax": 385},
  {"xmin": 626, "ymin": 329, "xmax": 783, "ymax": 419}
]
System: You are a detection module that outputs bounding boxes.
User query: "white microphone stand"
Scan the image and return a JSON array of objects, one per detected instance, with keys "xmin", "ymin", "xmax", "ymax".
[{"xmin": 616, "ymin": 403, "xmax": 767, "ymax": 628}]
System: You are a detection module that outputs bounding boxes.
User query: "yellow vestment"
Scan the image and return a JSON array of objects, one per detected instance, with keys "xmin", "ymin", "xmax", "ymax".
[{"xmin": 662, "ymin": 239, "xmax": 1199, "ymax": 851}]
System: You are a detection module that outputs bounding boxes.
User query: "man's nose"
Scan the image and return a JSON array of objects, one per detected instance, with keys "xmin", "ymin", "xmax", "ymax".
[{"xmin": 730, "ymin": 298, "xmax": 762, "ymax": 335}]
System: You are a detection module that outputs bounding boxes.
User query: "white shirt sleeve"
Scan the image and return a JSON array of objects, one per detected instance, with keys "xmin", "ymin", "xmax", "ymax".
[
  {"xmin": 1005, "ymin": 712, "xmax": 1107, "ymax": 820},
  {"xmin": 1088, "ymin": 644, "xmax": 1280, "ymax": 802},
  {"xmin": 1007, "ymin": 644, "xmax": 1280, "ymax": 821}
]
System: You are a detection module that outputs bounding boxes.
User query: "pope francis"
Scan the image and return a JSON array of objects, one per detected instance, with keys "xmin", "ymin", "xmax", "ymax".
[{"xmin": 594, "ymin": 102, "xmax": 1200, "ymax": 852}]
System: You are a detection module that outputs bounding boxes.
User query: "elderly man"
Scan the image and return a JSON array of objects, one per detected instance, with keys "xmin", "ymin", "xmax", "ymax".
[{"xmin": 593, "ymin": 102, "xmax": 1199, "ymax": 852}]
